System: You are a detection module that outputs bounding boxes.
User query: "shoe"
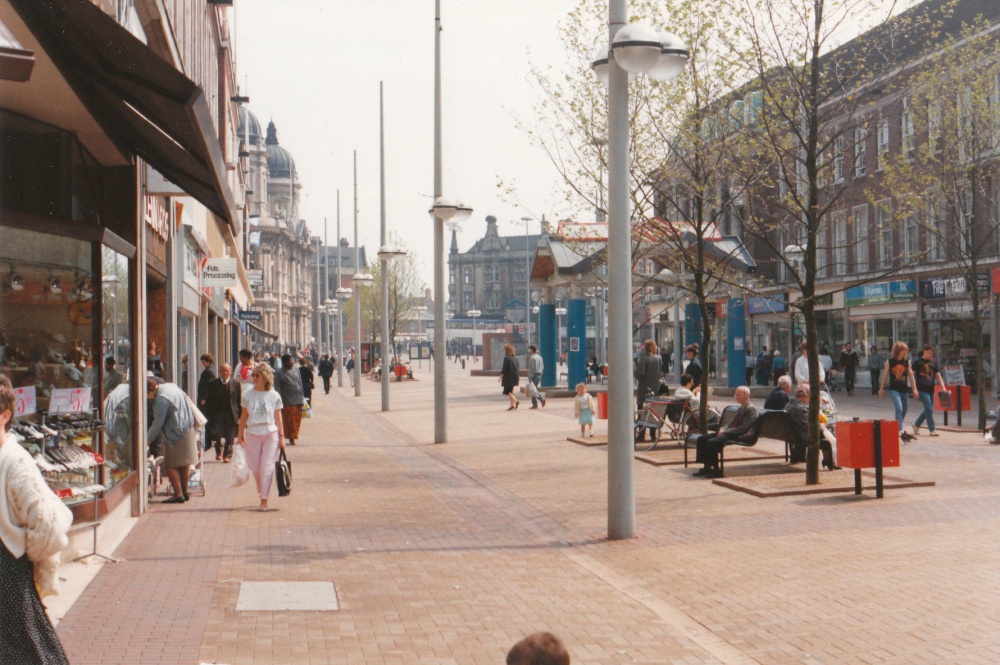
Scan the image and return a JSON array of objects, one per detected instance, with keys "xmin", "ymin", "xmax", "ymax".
[
  {"xmin": 223, "ymin": 458, "xmax": 231, "ymax": 463},
  {"xmin": 507, "ymin": 406, "xmax": 515, "ymax": 411},
  {"xmin": 911, "ymin": 424, "xmax": 920, "ymax": 436},
  {"xmin": 515, "ymin": 401, "xmax": 519, "ymax": 410},
  {"xmin": 163, "ymin": 496, "xmax": 185, "ymax": 504},
  {"xmin": 529, "ymin": 405, "xmax": 539, "ymax": 409},
  {"xmin": 589, "ymin": 432, "xmax": 594, "ymax": 438},
  {"xmin": 216, "ymin": 454, "xmax": 223, "ymax": 461},
  {"xmin": 541, "ymin": 398, "xmax": 546, "ymax": 407},
  {"xmin": 823, "ymin": 461, "xmax": 842, "ymax": 471},
  {"xmin": 693, "ymin": 467, "xmax": 712, "ymax": 477},
  {"xmin": 928, "ymin": 430, "xmax": 939, "ymax": 437},
  {"xmin": 183, "ymin": 493, "xmax": 190, "ymax": 502},
  {"xmin": 705, "ymin": 469, "xmax": 724, "ymax": 479}
]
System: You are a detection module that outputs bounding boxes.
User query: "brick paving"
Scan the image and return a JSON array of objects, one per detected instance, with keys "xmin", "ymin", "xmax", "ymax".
[{"xmin": 56, "ymin": 362, "xmax": 1000, "ymax": 664}]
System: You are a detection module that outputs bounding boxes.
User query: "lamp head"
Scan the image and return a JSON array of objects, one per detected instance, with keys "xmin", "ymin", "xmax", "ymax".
[
  {"xmin": 611, "ymin": 23, "xmax": 662, "ymax": 74},
  {"xmin": 647, "ymin": 31, "xmax": 689, "ymax": 82}
]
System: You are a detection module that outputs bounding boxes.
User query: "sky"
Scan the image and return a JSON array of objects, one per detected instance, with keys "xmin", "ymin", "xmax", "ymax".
[{"xmin": 234, "ymin": 0, "xmax": 588, "ymax": 293}]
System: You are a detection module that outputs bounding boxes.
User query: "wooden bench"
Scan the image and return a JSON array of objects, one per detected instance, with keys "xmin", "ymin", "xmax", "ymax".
[{"xmin": 684, "ymin": 407, "xmax": 795, "ymax": 471}]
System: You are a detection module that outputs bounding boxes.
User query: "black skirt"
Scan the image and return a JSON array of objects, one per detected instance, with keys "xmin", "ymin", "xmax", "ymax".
[{"xmin": 0, "ymin": 541, "xmax": 69, "ymax": 665}]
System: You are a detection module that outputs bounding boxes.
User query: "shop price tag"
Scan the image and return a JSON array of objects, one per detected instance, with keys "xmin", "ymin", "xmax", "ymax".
[
  {"xmin": 49, "ymin": 387, "xmax": 92, "ymax": 415},
  {"xmin": 14, "ymin": 386, "xmax": 36, "ymax": 417}
]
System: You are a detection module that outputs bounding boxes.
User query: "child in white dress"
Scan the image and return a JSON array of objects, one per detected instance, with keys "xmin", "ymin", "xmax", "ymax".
[{"xmin": 574, "ymin": 383, "xmax": 597, "ymax": 437}]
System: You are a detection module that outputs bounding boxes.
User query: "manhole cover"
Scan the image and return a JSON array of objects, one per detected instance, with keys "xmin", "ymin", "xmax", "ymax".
[{"xmin": 236, "ymin": 581, "xmax": 339, "ymax": 611}]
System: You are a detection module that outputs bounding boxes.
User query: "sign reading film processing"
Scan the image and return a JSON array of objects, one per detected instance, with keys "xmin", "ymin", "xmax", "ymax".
[
  {"xmin": 201, "ymin": 258, "xmax": 239, "ymax": 287},
  {"xmin": 845, "ymin": 280, "xmax": 916, "ymax": 307}
]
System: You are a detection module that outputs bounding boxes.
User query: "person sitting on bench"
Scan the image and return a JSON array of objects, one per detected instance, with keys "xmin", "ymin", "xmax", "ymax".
[
  {"xmin": 692, "ymin": 386, "xmax": 758, "ymax": 478},
  {"xmin": 786, "ymin": 384, "xmax": 841, "ymax": 469}
]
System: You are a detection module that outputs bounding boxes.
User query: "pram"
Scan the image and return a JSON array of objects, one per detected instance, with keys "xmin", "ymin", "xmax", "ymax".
[{"xmin": 825, "ymin": 369, "xmax": 842, "ymax": 392}]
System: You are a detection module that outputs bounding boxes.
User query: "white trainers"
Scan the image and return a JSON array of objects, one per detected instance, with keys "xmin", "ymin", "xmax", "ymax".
[
  {"xmin": 911, "ymin": 424, "xmax": 920, "ymax": 436},
  {"xmin": 928, "ymin": 430, "xmax": 939, "ymax": 437}
]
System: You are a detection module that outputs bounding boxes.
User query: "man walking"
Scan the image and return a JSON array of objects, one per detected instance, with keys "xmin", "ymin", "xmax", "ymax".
[
  {"xmin": 839, "ymin": 342, "xmax": 860, "ymax": 396},
  {"xmin": 318, "ymin": 354, "xmax": 334, "ymax": 394},
  {"xmin": 205, "ymin": 363, "xmax": 241, "ymax": 462},
  {"xmin": 527, "ymin": 345, "xmax": 546, "ymax": 409}
]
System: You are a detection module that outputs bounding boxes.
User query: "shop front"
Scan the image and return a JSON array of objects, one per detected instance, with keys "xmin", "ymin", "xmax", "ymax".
[
  {"xmin": 920, "ymin": 274, "xmax": 992, "ymax": 390},
  {"xmin": 748, "ymin": 293, "xmax": 790, "ymax": 359},
  {"xmin": 846, "ymin": 280, "xmax": 918, "ymax": 374}
]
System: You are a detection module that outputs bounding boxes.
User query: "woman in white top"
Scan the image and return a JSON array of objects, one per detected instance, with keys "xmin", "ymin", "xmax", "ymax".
[
  {"xmin": 0, "ymin": 377, "xmax": 73, "ymax": 664},
  {"xmin": 237, "ymin": 363, "xmax": 284, "ymax": 512}
]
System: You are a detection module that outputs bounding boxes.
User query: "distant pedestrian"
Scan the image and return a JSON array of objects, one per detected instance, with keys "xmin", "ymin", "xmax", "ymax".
[
  {"xmin": 754, "ymin": 347, "xmax": 771, "ymax": 386},
  {"xmin": 500, "ymin": 343, "xmax": 520, "ymax": 410},
  {"xmin": 104, "ymin": 356, "xmax": 125, "ymax": 393},
  {"xmin": 839, "ymin": 343, "xmax": 860, "ymax": 396},
  {"xmin": 205, "ymin": 363, "xmax": 241, "ymax": 462},
  {"xmin": 867, "ymin": 345, "xmax": 883, "ymax": 395},
  {"xmin": 0, "ymin": 378, "xmax": 73, "ymax": 665},
  {"xmin": 236, "ymin": 363, "xmax": 284, "ymax": 512},
  {"xmin": 574, "ymin": 383, "xmax": 597, "ymax": 438},
  {"xmin": 634, "ymin": 339, "xmax": 661, "ymax": 442},
  {"xmin": 507, "ymin": 631, "xmax": 570, "ymax": 665},
  {"xmin": 197, "ymin": 353, "xmax": 216, "ymax": 409},
  {"xmin": 685, "ymin": 345, "xmax": 703, "ymax": 389},
  {"xmin": 878, "ymin": 341, "xmax": 918, "ymax": 437},
  {"xmin": 346, "ymin": 351, "xmax": 356, "ymax": 387},
  {"xmin": 274, "ymin": 354, "xmax": 305, "ymax": 446},
  {"xmin": 771, "ymin": 351, "xmax": 786, "ymax": 384},
  {"xmin": 745, "ymin": 348, "xmax": 755, "ymax": 385},
  {"xmin": 318, "ymin": 354, "xmax": 334, "ymax": 394},
  {"xmin": 237, "ymin": 348, "xmax": 256, "ymax": 387},
  {"xmin": 527, "ymin": 345, "xmax": 545, "ymax": 408},
  {"xmin": 298, "ymin": 356, "xmax": 315, "ymax": 406}
]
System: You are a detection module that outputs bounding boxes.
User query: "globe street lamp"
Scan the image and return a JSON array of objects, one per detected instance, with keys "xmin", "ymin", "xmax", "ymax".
[
  {"xmin": 466, "ymin": 309, "xmax": 481, "ymax": 361},
  {"xmin": 593, "ymin": 8, "xmax": 688, "ymax": 539}
]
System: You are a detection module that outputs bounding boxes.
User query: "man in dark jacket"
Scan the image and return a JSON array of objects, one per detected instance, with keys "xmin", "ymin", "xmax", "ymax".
[
  {"xmin": 692, "ymin": 386, "xmax": 758, "ymax": 478},
  {"xmin": 197, "ymin": 353, "xmax": 216, "ymax": 408},
  {"xmin": 634, "ymin": 339, "xmax": 663, "ymax": 441},
  {"xmin": 763, "ymin": 375, "xmax": 792, "ymax": 410},
  {"xmin": 318, "ymin": 354, "xmax": 335, "ymax": 394},
  {"xmin": 205, "ymin": 363, "xmax": 242, "ymax": 462}
]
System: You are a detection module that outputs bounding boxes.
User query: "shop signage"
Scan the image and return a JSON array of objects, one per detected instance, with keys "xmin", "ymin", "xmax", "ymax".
[
  {"xmin": 246, "ymin": 269, "xmax": 263, "ymax": 286},
  {"xmin": 993, "ymin": 267, "xmax": 1000, "ymax": 295},
  {"xmin": 201, "ymin": 258, "xmax": 239, "ymax": 287},
  {"xmin": 944, "ymin": 365, "xmax": 966, "ymax": 386},
  {"xmin": 237, "ymin": 309, "xmax": 262, "ymax": 322},
  {"xmin": 145, "ymin": 196, "xmax": 169, "ymax": 240},
  {"xmin": 845, "ymin": 280, "xmax": 915, "ymax": 306},
  {"xmin": 49, "ymin": 387, "xmax": 91, "ymax": 415},
  {"xmin": 919, "ymin": 273, "xmax": 989, "ymax": 299},
  {"xmin": 923, "ymin": 299, "xmax": 990, "ymax": 320},
  {"xmin": 747, "ymin": 295, "xmax": 786, "ymax": 315},
  {"xmin": 14, "ymin": 386, "xmax": 36, "ymax": 417},
  {"xmin": 249, "ymin": 231, "xmax": 261, "ymax": 247},
  {"xmin": 716, "ymin": 300, "xmax": 727, "ymax": 318}
]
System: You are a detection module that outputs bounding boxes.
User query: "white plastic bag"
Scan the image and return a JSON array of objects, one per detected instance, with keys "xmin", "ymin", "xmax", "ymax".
[{"xmin": 230, "ymin": 446, "xmax": 250, "ymax": 488}]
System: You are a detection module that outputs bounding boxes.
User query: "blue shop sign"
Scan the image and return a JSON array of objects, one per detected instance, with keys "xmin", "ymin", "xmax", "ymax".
[
  {"xmin": 845, "ymin": 280, "xmax": 915, "ymax": 306},
  {"xmin": 747, "ymin": 295, "xmax": 787, "ymax": 315}
]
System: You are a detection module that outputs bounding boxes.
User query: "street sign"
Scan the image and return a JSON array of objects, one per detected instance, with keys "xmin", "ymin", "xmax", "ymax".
[
  {"xmin": 246, "ymin": 269, "xmax": 263, "ymax": 286},
  {"xmin": 237, "ymin": 310, "xmax": 262, "ymax": 322}
]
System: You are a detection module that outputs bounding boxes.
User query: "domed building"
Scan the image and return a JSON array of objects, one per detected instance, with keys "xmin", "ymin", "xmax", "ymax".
[{"xmin": 237, "ymin": 110, "xmax": 314, "ymax": 352}]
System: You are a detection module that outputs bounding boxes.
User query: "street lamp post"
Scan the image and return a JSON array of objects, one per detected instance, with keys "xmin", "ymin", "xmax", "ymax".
[
  {"xmin": 352, "ymin": 150, "xmax": 375, "ymax": 397},
  {"xmin": 594, "ymin": 6, "xmax": 688, "ymax": 539},
  {"xmin": 430, "ymin": 0, "xmax": 473, "ymax": 444},
  {"xmin": 412, "ymin": 305, "xmax": 428, "ymax": 369},
  {"xmin": 520, "ymin": 215, "xmax": 532, "ymax": 350},
  {"xmin": 467, "ymin": 309, "xmax": 481, "ymax": 360},
  {"xmin": 555, "ymin": 306, "xmax": 567, "ymax": 366}
]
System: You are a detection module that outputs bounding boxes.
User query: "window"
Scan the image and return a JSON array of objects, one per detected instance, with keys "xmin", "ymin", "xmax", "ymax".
[
  {"xmin": 778, "ymin": 230, "xmax": 791, "ymax": 282},
  {"xmin": 852, "ymin": 204, "xmax": 869, "ymax": 270},
  {"xmin": 958, "ymin": 87, "xmax": 972, "ymax": 161},
  {"xmin": 876, "ymin": 119, "xmax": 890, "ymax": 170},
  {"xmin": 833, "ymin": 211, "xmax": 847, "ymax": 275},
  {"xmin": 854, "ymin": 127, "xmax": 867, "ymax": 177},
  {"xmin": 484, "ymin": 264, "xmax": 500, "ymax": 283},
  {"xmin": 463, "ymin": 294, "xmax": 474, "ymax": 310},
  {"xmin": 927, "ymin": 100, "xmax": 942, "ymax": 153},
  {"xmin": 779, "ymin": 163, "xmax": 788, "ymax": 198},
  {"xmin": 957, "ymin": 185, "xmax": 973, "ymax": 256},
  {"xmin": 925, "ymin": 192, "xmax": 946, "ymax": 261},
  {"xmin": 901, "ymin": 98, "xmax": 914, "ymax": 159},
  {"xmin": 903, "ymin": 213, "xmax": 918, "ymax": 261},
  {"xmin": 816, "ymin": 219, "xmax": 829, "ymax": 278},
  {"xmin": 463, "ymin": 266, "xmax": 473, "ymax": 285},
  {"xmin": 514, "ymin": 261, "xmax": 527, "ymax": 282},
  {"xmin": 744, "ymin": 91, "xmax": 763, "ymax": 126},
  {"xmin": 877, "ymin": 199, "xmax": 893, "ymax": 269},
  {"xmin": 485, "ymin": 292, "xmax": 501, "ymax": 309},
  {"xmin": 833, "ymin": 136, "xmax": 845, "ymax": 182},
  {"xmin": 449, "ymin": 268, "xmax": 456, "ymax": 284}
]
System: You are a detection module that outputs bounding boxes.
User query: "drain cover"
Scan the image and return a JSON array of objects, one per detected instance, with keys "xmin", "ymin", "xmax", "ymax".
[{"xmin": 236, "ymin": 581, "xmax": 339, "ymax": 611}]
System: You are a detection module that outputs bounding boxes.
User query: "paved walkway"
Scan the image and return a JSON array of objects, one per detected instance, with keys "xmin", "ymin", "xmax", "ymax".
[{"xmin": 56, "ymin": 361, "xmax": 1000, "ymax": 664}]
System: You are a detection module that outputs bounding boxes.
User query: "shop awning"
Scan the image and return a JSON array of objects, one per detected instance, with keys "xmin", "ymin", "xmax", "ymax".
[
  {"xmin": 246, "ymin": 320, "xmax": 278, "ymax": 340},
  {"xmin": 0, "ymin": 15, "xmax": 33, "ymax": 81},
  {"xmin": 7, "ymin": 0, "xmax": 236, "ymax": 228}
]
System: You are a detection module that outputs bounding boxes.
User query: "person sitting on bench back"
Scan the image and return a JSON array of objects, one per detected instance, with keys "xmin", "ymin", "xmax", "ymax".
[
  {"xmin": 786, "ymin": 384, "xmax": 841, "ymax": 470},
  {"xmin": 692, "ymin": 386, "xmax": 758, "ymax": 478}
]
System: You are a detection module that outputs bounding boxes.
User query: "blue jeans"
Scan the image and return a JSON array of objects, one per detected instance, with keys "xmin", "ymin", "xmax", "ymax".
[
  {"xmin": 530, "ymin": 373, "xmax": 542, "ymax": 407},
  {"xmin": 889, "ymin": 390, "xmax": 909, "ymax": 433},
  {"xmin": 913, "ymin": 391, "xmax": 935, "ymax": 432}
]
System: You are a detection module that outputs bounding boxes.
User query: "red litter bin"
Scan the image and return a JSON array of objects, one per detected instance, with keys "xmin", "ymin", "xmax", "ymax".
[
  {"xmin": 834, "ymin": 419, "xmax": 900, "ymax": 498},
  {"xmin": 597, "ymin": 392, "xmax": 609, "ymax": 420},
  {"xmin": 935, "ymin": 385, "xmax": 971, "ymax": 426}
]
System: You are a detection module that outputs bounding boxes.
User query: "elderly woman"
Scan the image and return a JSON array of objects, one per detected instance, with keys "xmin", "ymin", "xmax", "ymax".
[
  {"xmin": 0, "ymin": 376, "xmax": 73, "ymax": 664},
  {"xmin": 273, "ymin": 353, "xmax": 305, "ymax": 446},
  {"xmin": 500, "ymin": 343, "xmax": 520, "ymax": 410},
  {"xmin": 147, "ymin": 378, "xmax": 198, "ymax": 504}
]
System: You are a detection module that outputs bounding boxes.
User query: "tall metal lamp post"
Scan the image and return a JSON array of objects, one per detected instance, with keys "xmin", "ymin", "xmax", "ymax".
[
  {"xmin": 430, "ymin": 0, "xmax": 473, "ymax": 444},
  {"xmin": 325, "ymin": 300, "xmax": 339, "ymax": 368},
  {"xmin": 334, "ymin": 286, "xmax": 352, "ymax": 387},
  {"xmin": 592, "ymin": 8, "xmax": 688, "ymax": 539},
  {"xmin": 467, "ymin": 309, "xmax": 481, "ymax": 360}
]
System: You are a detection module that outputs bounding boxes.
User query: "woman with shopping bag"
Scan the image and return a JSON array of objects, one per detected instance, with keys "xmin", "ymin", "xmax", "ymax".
[{"xmin": 236, "ymin": 363, "xmax": 285, "ymax": 512}]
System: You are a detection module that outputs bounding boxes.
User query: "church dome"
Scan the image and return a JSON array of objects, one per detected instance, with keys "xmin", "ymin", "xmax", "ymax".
[
  {"xmin": 265, "ymin": 120, "xmax": 295, "ymax": 179},
  {"xmin": 236, "ymin": 106, "xmax": 261, "ymax": 146}
]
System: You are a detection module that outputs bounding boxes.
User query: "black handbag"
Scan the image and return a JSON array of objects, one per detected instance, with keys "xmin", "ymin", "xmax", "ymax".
[{"xmin": 275, "ymin": 450, "xmax": 292, "ymax": 497}]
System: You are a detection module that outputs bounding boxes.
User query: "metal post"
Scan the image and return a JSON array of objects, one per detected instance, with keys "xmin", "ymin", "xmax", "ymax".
[
  {"xmin": 607, "ymin": 0, "xmax": 634, "ymax": 539},
  {"xmin": 353, "ymin": 151, "xmax": 362, "ymax": 397},
  {"xmin": 324, "ymin": 217, "xmax": 330, "ymax": 354},
  {"xmin": 874, "ymin": 421, "xmax": 884, "ymax": 499},
  {"xmin": 522, "ymin": 216, "xmax": 532, "ymax": 350},
  {"xmin": 674, "ymin": 295, "xmax": 683, "ymax": 384},
  {"xmin": 380, "ymin": 82, "xmax": 391, "ymax": 412},
  {"xmin": 336, "ymin": 192, "xmax": 344, "ymax": 388},
  {"xmin": 432, "ymin": 0, "xmax": 447, "ymax": 442}
]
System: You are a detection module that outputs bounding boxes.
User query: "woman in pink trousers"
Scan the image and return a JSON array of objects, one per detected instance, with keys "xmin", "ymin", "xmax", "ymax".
[{"xmin": 237, "ymin": 363, "xmax": 285, "ymax": 512}]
